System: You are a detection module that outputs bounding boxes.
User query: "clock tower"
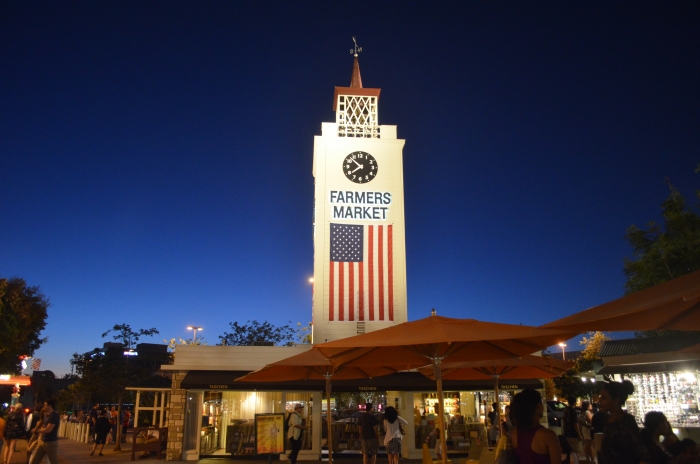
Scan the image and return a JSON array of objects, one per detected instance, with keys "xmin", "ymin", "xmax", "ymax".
[{"xmin": 311, "ymin": 43, "xmax": 408, "ymax": 343}]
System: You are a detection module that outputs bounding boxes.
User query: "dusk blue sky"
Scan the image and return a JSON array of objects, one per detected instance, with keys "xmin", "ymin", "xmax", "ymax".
[{"xmin": 1, "ymin": 2, "xmax": 698, "ymax": 376}]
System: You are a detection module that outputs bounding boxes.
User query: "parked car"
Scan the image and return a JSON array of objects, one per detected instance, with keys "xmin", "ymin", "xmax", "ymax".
[{"xmin": 546, "ymin": 400, "xmax": 566, "ymax": 426}]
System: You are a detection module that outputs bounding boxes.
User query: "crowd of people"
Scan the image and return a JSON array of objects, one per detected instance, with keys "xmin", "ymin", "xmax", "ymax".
[
  {"xmin": 496, "ymin": 381, "xmax": 699, "ymax": 464},
  {"xmin": 1, "ymin": 398, "xmax": 60, "ymax": 464},
  {"xmin": 0, "ymin": 401, "xmax": 133, "ymax": 463}
]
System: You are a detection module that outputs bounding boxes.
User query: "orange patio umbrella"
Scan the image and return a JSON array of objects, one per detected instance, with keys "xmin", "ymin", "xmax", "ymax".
[
  {"xmin": 419, "ymin": 355, "xmax": 574, "ymax": 435},
  {"xmin": 542, "ymin": 270, "xmax": 700, "ymax": 332},
  {"xmin": 235, "ymin": 348, "xmax": 397, "ymax": 464},
  {"xmin": 314, "ymin": 314, "xmax": 576, "ymax": 464}
]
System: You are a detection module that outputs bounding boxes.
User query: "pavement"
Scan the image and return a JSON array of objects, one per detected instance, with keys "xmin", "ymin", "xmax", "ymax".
[{"xmin": 3, "ymin": 439, "xmax": 431, "ymax": 464}]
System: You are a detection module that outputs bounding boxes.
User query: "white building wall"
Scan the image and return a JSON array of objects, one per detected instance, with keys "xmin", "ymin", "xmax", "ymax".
[{"xmin": 312, "ymin": 122, "xmax": 407, "ymax": 343}]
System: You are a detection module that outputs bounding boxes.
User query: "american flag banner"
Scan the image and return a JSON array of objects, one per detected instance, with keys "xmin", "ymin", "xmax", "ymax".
[
  {"xmin": 31, "ymin": 358, "xmax": 41, "ymax": 370},
  {"xmin": 329, "ymin": 223, "xmax": 393, "ymax": 322}
]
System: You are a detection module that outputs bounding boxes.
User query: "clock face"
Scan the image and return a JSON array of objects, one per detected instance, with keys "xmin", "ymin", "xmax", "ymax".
[{"xmin": 343, "ymin": 151, "xmax": 378, "ymax": 184}]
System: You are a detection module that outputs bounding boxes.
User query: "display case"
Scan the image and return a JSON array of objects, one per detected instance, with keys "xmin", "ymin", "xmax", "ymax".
[{"xmin": 626, "ymin": 371, "xmax": 699, "ymax": 428}]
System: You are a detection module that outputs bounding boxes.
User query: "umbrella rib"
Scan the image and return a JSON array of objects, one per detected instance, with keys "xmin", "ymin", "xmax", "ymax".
[{"xmin": 659, "ymin": 296, "xmax": 700, "ymax": 330}]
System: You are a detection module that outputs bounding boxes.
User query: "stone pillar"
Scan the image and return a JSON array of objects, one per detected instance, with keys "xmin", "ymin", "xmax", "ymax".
[{"xmin": 166, "ymin": 370, "xmax": 188, "ymax": 461}]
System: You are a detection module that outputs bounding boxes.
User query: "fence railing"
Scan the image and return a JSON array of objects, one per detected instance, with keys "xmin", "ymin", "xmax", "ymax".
[{"xmin": 58, "ymin": 421, "xmax": 91, "ymax": 443}]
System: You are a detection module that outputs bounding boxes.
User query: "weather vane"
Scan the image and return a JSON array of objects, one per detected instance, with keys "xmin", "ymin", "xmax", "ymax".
[{"xmin": 350, "ymin": 36, "xmax": 362, "ymax": 57}]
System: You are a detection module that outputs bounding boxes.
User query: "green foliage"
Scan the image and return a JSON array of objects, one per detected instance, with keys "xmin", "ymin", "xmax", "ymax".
[
  {"xmin": 553, "ymin": 332, "xmax": 609, "ymax": 400},
  {"xmin": 623, "ymin": 172, "xmax": 700, "ymax": 337},
  {"xmin": 101, "ymin": 324, "xmax": 159, "ymax": 349},
  {"xmin": 218, "ymin": 320, "xmax": 298, "ymax": 346},
  {"xmin": 624, "ymin": 179, "xmax": 700, "ymax": 294},
  {"xmin": 69, "ymin": 324, "xmax": 169, "ymax": 404},
  {"xmin": 0, "ymin": 277, "xmax": 50, "ymax": 374}
]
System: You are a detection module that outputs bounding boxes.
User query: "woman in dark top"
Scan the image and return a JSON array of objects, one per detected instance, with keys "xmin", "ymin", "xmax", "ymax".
[
  {"xmin": 598, "ymin": 380, "xmax": 650, "ymax": 464},
  {"xmin": 640, "ymin": 412, "xmax": 678, "ymax": 464},
  {"xmin": 510, "ymin": 389, "xmax": 561, "ymax": 464}
]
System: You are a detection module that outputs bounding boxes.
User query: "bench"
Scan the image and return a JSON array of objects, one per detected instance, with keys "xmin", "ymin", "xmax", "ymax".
[{"xmin": 131, "ymin": 427, "xmax": 168, "ymax": 461}]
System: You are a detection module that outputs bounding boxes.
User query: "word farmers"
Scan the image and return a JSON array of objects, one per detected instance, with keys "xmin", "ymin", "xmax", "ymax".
[{"xmin": 329, "ymin": 190, "xmax": 392, "ymax": 205}]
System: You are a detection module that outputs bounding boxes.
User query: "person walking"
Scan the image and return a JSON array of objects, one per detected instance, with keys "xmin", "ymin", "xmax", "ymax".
[
  {"xmin": 109, "ymin": 406, "xmax": 118, "ymax": 443},
  {"xmin": 3, "ymin": 403, "xmax": 25, "ymax": 464},
  {"xmin": 286, "ymin": 404, "xmax": 307, "ymax": 464},
  {"xmin": 121, "ymin": 408, "xmax": 131, "ymax": 443},
  {"xmin": 487, "ymin": 402, "xmax": 499, "ymax": 446},
  {"xmin": 358, "ymin": 403, "xmax": 379, "ymax": 464},
  {"xmin": 29, "ymin": 398, "xmax": 60, "ymax": 464},
  {"xmin": 383, "ymin": 406, "xmax": 408, "ymax": 464},
  {"xmin": 579, "ymin": 401, "xmax": 594, "ymax": 464},
  {"xmin": 598, "ymin": 380, "xmax": 650, "ymax": 464},
  {"xmin": 563, "ymin": 396, "xmax": 582, "ymax": 453},
  {"xmin": 510, "ymin": 389, "xmax": 561, "ymax": 464},
  {"xmin": 90, "ymin": 410, "xmax": 111, "ymax": 456},
  {"xmin": 87, "ymin": 404, "xmax": 100, "ymax": 444},
  {"xmin": 0, "ymin": 412, "xmax": 5, "ymax": 457}
]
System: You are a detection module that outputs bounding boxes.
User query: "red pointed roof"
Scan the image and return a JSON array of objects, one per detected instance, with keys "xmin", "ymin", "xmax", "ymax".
[
  {"xmin": 333, "ymin": 55, "xmax": 380, "ymax": 111},
  {"xmin": 350, "ymin": 56, "xmax": 362, "ymax": 88}
]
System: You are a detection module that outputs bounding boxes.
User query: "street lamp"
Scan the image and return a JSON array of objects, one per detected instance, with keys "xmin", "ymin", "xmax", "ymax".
[
  {"xmin": 187, "ymin": 326, "xmax": 203, "ymax": 344},
  {"xmin": 559, "ymin": 342, "xmax": 567, "ymax": 360}
]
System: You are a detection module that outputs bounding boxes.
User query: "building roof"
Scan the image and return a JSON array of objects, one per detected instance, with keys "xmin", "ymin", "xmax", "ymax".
[
  {"xmin": 599, "ymin": 333, "xmax": 700, "ymax": 357},
  {"xmin": 350, "ymin": 55, "xmax": 362, "ymax": 88}
]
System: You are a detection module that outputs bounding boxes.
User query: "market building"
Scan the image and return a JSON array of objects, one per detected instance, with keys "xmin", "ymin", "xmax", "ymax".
[{"xmin": 158, "ymin": 49, "xmax": 543, "ymax": 461}]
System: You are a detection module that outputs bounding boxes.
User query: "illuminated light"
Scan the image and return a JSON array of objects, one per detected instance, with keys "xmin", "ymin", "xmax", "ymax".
[
  {"xmin": 681, "ymin": 372, "xmax": 696, "ymax": 382},
  {"xmin": 581, "ymin": 377, "xmax": 587, "ymax": 382},
  {"xmin": 591, "ymin": 378, "xmax": 596, "ymax": 383},
  {"xmin": 123, "ymin": 351, "xmax": 138, "ymax": 356},
  {"xmin": 0, "ymin": 375, "xmax": 10, "ymax": 381},
  {"xmin": 309, "ymin": 278, "xmax": 314, "ymax": 283},
  {"xmin": 21, "ymin": 360, "xmax": 27, "ymax": 370}
]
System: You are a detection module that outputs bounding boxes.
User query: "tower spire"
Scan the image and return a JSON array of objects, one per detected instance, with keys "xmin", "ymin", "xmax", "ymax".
[{"xmin": 350, "ymin": 36, "xmax": 363, "ymax": 88}]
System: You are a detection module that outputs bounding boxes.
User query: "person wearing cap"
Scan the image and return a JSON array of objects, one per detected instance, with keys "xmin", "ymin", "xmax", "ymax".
[{"xmin": 287, "ymin": 404, "xmax": 307, "ymax": 464}]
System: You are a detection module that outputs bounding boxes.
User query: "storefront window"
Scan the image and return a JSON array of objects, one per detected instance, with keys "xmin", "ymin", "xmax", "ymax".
[
  {"xmin": 626, "ymin": 371, "xmax": 699, "ymax": 428},
  {"xmin": 413, "ymin": 391, "xmax": 506, "ymax": 454},
  {"xmin": 184, "ymin": 392, "xmax": 201, "ymax": 452},
  {"xmin": 198, "ymin": 391, "xmax": 284, "ymax": 455}
]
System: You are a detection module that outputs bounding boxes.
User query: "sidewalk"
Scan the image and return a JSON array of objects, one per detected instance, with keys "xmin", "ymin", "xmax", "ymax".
[{"xmin": 6, "ymin": 439, "xmax": 429, "ymax": 464}]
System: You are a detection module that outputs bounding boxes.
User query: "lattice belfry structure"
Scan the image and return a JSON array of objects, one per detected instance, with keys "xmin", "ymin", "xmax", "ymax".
[{"xmin": 336, "ymin": 94, "xmax": 379, "ymax": 138}]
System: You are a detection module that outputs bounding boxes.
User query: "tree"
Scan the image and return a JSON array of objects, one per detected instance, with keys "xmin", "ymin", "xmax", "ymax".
[
  {"xmin": 218, "ymin": 320, "xmax": 298, "ymax": 346},
  {"xmin": 101, "ymin": 324, "xmax": 159, "ymax": 349},
  {"xmin": 623, "ymin": 171, "xmax": 700, "ymax": 336},
  {"xmin": 0, "ymin": 277, "xmax": 50, "ymax": 374},
  {"xmin": 69, "ymin": 324, "xmax": 167, "ymax": 451},
  {"xmin": 552, "ymin": 331, "xmax": 610, "ymax": 400}
]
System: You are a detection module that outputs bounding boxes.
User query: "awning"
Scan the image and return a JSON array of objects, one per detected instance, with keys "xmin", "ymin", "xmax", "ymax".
[
  {"xmin": 597, "ymin": 360, "xmax": 700, "ymax": 375},
  {"xmin": 180, "ymin": 370, "xmax": 542, "ymax": 391}
]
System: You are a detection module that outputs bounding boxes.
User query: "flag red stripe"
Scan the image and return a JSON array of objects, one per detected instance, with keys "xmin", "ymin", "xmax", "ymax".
[
  {"xmin": 388, "ymin": 225, "xmax": 394, "ymax": 321},
  {"xmin": 329, "ymin": 261, "xmax": 334, "ymax": 321},
  {"xmin": 378, "ymin": 225, "xmax": 384, "ymax": 321},
  {"xmin": 359, "ymin": 260, "xmax": 364, "ymax": 321},
  {"xmin": 339, "ymin": 262, "xmax": 345, "ymax": 321},
  {"xmin": 368, "ymin": 226, "xmax": 375, "ymax": 321},
  {"xmin": 348, "ymin": 262, "xmax": 355, "ymax": 321}
]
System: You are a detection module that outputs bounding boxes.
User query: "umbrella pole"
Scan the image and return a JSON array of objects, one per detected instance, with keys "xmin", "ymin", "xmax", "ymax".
[
  {"xmin": 433, "ymin": 361, "xmax": 448, "ymax": 464},
  {"xmin": 493, "ymin": 375, "xmax": 501, "ymax": 440},
  {"xmin": 325, "ymin": 375, "xmax": 333, "ymax": 464}
]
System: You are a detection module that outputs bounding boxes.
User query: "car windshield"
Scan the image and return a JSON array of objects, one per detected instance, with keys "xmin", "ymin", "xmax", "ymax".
[{"xmin": 548, "ymin": 401, "xmax": 566, "ymax": 411}]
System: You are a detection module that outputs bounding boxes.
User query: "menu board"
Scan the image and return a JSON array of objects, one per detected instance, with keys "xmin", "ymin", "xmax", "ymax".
[{"xmin": 255, "ymin": 413, "xmax": 286, "ymax": 455}]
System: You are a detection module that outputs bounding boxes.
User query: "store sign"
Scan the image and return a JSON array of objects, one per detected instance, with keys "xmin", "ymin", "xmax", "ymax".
[
  {"xmin": 209, "ymin": 384, "xmax": 229, "ymax": 389},
  {"xmin": 500, "ymin": 385, "xmax": 519, "ymax": 389},
  {"xmin": 358, "ymin": 386, "xmax": 378, "ymax": 391},
  {"xmin": 329, "ymin": 190, "xmax": 392, "ymax": 220}
]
